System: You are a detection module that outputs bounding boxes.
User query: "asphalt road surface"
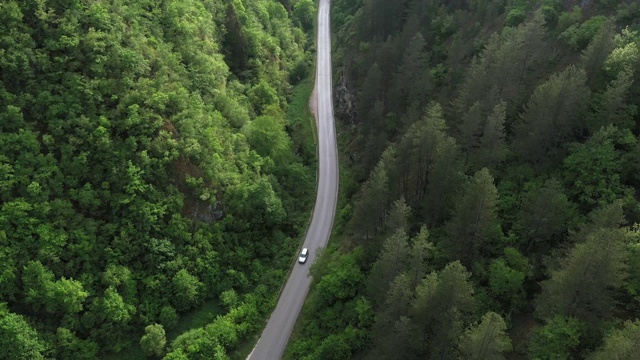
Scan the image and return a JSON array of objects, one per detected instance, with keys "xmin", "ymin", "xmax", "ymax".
[{"xmin": 248, "ymin": 0, "xmax": 338, "ymax": 358}]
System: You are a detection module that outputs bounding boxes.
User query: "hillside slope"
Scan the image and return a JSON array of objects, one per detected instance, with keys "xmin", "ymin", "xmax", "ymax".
[
  {"xmin": 286, "ymin": 0, "xmax": 640, "ymax": 359},
  {"xmin": 0, "ymin": 0, "xmax": 317, "ymax": 358}
]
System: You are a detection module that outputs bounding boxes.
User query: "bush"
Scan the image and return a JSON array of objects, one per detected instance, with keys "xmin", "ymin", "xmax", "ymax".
[
  {"xmin": 560, "ymin": 16, "xmax": 608, "ymax": 50},
  {"xmin": 505, "ymin": 8, "xmax": 526, "ymax": 27}
]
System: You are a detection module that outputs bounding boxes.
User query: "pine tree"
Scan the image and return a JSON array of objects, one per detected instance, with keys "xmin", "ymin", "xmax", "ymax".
[
  {"xmin": 367, "ymin": 229, "xmax": 411, "ymax": 306},
  {"xmin": 513, "ymin": 178, "xmax": 575, "ymax": 254},
  {"xmin": 473, "ymin": 100, "xmax": 508, "ymax": 172},
  {"xmin": 512, "ymin": 66, "xmax": 590, "ymax": 165},
  {"xmin": 388, "ymin": 32, "xmax": 431, "ymax": 113},
  {"xmin": 411, "ymin": 261, "xmax": 475, "ymax": 359},
  {"xmin": 589, "ymin": 320, "xmax": 640, "ymax": 360},
  {"xmin": 348, "ymin": 155, "xmax": 390, "ymax": 241},
  {"xmin": 535, "ymin": 228, "xmax": 629, "ymax": 323},
  {"xmin": 459, "ymin": 311, "xmax": 512, "ymax": 360},
  {"xmin": 445, "ymin": 168, "xmax": 503, "ymax": 268}
]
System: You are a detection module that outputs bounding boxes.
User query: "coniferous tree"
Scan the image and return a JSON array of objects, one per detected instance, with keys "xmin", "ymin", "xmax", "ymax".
[
  {"xmin": 589, "ymin": 320, "xmax": 640, "ymax": 360},
  {"xmin": 388, "ymin": 32, "xmax": 431, "ymax": 114},
  {"xmin": 371, "ymin": 274, "xmax": 414, "ymax": 360},
  {"xmin": 445, "ymin": 168, "xmax": 503, "ymax": 268},
  {"xmin": 367, "ymin": 229, "xmax": 411, "ymax": 306},
  {"xmin": 513, "ymin": 179, "xmax": 575, "ymax": 254},
  {"xmin": 459, "ymin": 311, "xmax": 512, "ymax": 360},
  {"xmin": 512, "ymin": 66, "xmax": 590, "ymax": 165},
  {"xmin": 411, "ymin": 261, "xmax": 475, "ymax": 359},
  {"xmin": 535, "ymin": 228, "xmax": 629, "ymax": 323}
]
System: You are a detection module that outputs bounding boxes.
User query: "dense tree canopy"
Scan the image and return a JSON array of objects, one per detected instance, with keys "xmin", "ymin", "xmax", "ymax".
[
  {"xmin": 0, "ymin": 0, "xmax": 315, "ymax": 358},
  {"xmin": 287, "ymin": 0, "xmax": 640, "ymax": 359}
]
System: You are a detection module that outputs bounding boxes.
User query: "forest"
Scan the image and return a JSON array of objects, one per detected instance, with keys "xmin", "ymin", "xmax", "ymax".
[
  {"xmin": 286, "ymin": 0, "xmax": 640, "ymax": 359},
  {"xmin": 0, "ymin": 0, "xmax": 317, "ymax": 359}
]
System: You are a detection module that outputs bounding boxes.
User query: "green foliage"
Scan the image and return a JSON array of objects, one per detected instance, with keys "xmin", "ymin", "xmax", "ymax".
[
  {"xmin": 505, "ymin": 7, "xmax": 526, "ymax": 27},
  {"xmin": 0, "ymin": 0, "xmax": 315, "ymax": 356},
  {"xmin": 411, "ymin": 261, "xmax": 475, "ymax": 359},
  {"xmin": 0, "ymin": 304, "xmax": 48, "ymax": 360},
  {"xmin": 512, "ymin": 65, "xmax": 590, "ymax": 165},
  {"xmin": 159, "ymin": 306, "xmax": 179, "ymax": 330},
  {"xmin": 459, "ymin": 311, "xmax": 512, "ymax": 360},
  {"xmin": 556, "ymin": 6, "xmax": 583, "ymax": 34},
  {"xmin": 488, "ymin": 259, "xmax": 525, "ymax": 311},
  {"xmin": 445, "ymin": 168, "xmax": 503, "ymax": 268},
  {"xmin": 513, "ymin": 179, "xmax": 576, "ymax": 254},
  {"xmin": 315, "ymin": 252, "xmax": 365, "ymax": 307},
  {"xmin": 589, "ymin": 319, "xmax": 640, "ymax": 360},
  {"xmin": 560, "ymin": 16, "xmax": 609, "ymax": 50},
  {"xmin": 172, "ymin": 269, "xmax": 204, "ymax": 312},
  {"xmin": 605, "ymin": 27, "xmax": 640, "ymax": 76},
  {"xmin": 56, "ymin": 327, "xmax": 99, "ymax": 360},
  {"xmin": 286, "ymin": 249, "xmax": 370, "ymax": 360},
  {"xmin": 563, "ymin": 126, "xmax": 634, "ymax": 210},
  {"xmin": 529, "ymin": 316, "xmax": 583, "ymax": 360},
  {"xmin": 535, "ymin": 228, "xmax": 629, "ymax": 323},
  {"xmin": 626, "ymin": 227, "xmax": 640, "ymax": 301},
  {"xmin": 293, "ymin": 0, "xmax": 316, "ymax": 32},
  {"xmin": 140, "ymin": 324, "xmax": 167, "ymax": 357}
]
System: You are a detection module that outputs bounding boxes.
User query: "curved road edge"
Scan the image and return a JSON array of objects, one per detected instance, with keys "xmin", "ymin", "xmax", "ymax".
[{"xmin": 248, "ymin": 0, "xmax": 338, "ymax": 359}]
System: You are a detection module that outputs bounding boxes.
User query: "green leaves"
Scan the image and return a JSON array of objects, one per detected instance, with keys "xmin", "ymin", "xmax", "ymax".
[
  {"xmin": 172, "ymin": 269, "xmax": 203, "ymax": 312},
  {"xmin": 563, "ymin": 126, "xmax": 634, "ymax": 210},
  {"xmin": 0, "ymin": 304, "xmax": 48, "ymax": 360},
  {"xmin": 315, "ymin": 253, "xmax": 365, "ymax": 307},
  {"xmin": 140, "ymin": 323, "xmax": 167, "ymax": 357},
  {"xmin": 529, "ymin": 316, "xmax": 583, "ymax": 360},
  {"xmin": 589, "ymin": 319, "xmax": 640, "ymax": 360},
  {"xmin": 488, "ymin": 259, "xmax": 525, "ymax": 311}
]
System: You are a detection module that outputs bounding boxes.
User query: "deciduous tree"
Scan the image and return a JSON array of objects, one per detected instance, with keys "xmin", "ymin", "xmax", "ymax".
[{"xmin": 140, "ymin": 323, "xmax": 167, "ymax": 357}]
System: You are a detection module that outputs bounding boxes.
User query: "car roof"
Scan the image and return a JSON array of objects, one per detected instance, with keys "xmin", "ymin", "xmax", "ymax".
[{"xmin": 301, "ymin": 248, "xmax": 308, "ymax": 254}]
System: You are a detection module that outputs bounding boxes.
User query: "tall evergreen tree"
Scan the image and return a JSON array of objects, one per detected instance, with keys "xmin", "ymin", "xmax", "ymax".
[
  {"xmin": 513, "ymin": 178, "xmax": 575, "ymax": 254},
  {"xmin": 512, "ymin": 66, "xmax": 590, "ymax": 165},
  {"xmin": 445, "ymin": 168, "xmax": 503, "ymax": 268},
  {"xmin": 367, "ymin": 229, "xmax": 411, "ymax": 306},
  {"xmin": 411, "ymin": 261, "xmax": 475, "ymax": 359},
  {"xmin": 388, "ymin": 32, "xmax": 431, "ymax": 113},
  {"xmin": 459, "ymin": 311, "xmax": 512, "ymax": 360},
  {"xmin": 535, "ymin": 228, "xmax": 629, "ymax": 323},
  {"xmin": 589, "ymin": 319, "xmax": 640, "ymax": 360}
]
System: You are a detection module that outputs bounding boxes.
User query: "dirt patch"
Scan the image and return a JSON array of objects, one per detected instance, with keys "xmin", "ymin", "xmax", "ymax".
[{"xmin": 171, "ymin": 156, "xmax": 217, "ymax": 222}]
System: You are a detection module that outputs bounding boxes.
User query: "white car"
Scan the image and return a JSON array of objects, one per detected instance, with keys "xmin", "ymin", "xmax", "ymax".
[{"xmin": 298, "ymin": 248, "xmax": 309, "ymax": 264}]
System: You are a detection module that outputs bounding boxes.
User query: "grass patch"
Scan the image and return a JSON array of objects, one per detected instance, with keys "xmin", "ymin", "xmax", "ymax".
[
  {"xmin": 166, "ymin": 301, "xmax": 222, "ymax": 340},
  {"xmin": 287, "ymin": 76, "xmax": 317, "ymax": 167}
]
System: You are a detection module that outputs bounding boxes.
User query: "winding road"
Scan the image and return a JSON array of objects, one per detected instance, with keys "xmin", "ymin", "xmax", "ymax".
[{"xmin": 248, "ymin": 0, "xmax": 338, "ymax": 358}]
